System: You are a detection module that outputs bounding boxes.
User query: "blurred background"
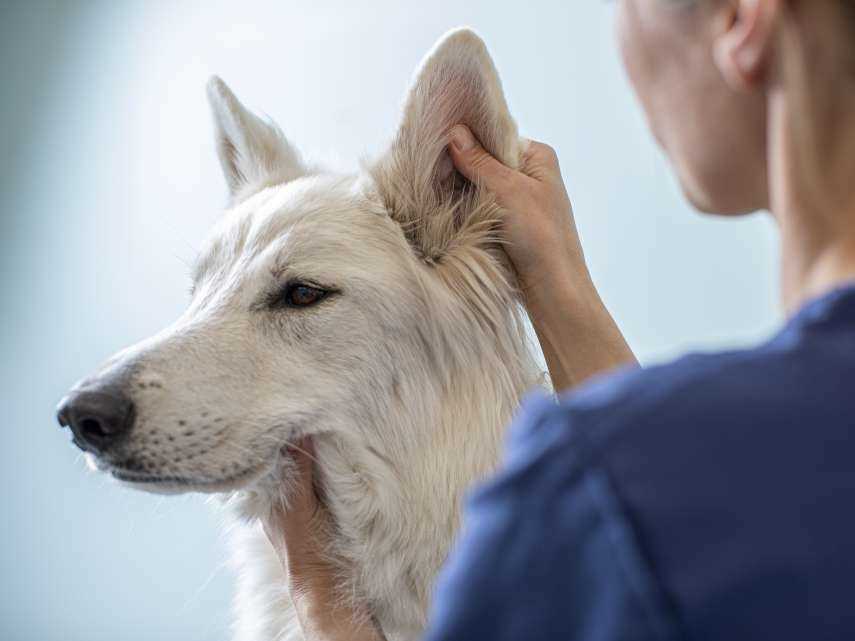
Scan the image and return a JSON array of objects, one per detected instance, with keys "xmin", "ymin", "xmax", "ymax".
[{"xmin": 1, "ymin": 1, "xmax": 779, "ymax": 639}]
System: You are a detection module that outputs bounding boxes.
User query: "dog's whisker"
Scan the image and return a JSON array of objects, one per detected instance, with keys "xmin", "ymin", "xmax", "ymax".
[{"xmin": 179, "ymin": 559, "xmax": 229, "ymax": 614}]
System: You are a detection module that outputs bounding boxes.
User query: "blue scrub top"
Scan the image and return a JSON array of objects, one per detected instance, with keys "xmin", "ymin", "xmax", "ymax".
[{"xmin": 424, "ymin": 283, "xmax": 855, "ymax": 641}]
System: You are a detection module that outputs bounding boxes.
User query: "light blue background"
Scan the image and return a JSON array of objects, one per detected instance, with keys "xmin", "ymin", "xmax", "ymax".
[{"xmin": 2, "ymin": 1, "xmax": 779, "ymax": 639}]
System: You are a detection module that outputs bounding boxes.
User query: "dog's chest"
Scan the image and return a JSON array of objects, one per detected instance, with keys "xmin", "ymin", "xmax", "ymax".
[
  {"xmin": 230, "ymin": 519, "xmax": 434, "ymax": 641},
  {"xmin": 325, "ymin": 473, "xmax": 446, "ymax": 639},
  {"xmin": 230, "ymin": 470, "xmax": 447, "ymax": 641}
]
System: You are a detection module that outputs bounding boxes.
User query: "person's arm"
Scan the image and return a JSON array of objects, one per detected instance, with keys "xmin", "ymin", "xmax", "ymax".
[
  {"xmin": 447, "ymin": 125, "xmax": 636, "ymax": 390},
  {"xmin": 261, "ymin": 440, "xmax": 386, "ymax": 641}
]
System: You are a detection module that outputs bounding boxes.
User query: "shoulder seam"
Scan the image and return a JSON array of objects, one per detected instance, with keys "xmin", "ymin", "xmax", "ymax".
[{"xmin": 582, "ymin": 467, "xmax": 687, "ymax": 641}]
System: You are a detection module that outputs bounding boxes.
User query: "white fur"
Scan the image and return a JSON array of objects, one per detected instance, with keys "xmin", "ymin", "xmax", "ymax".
[{"xmin": 69, "ymin": 28, "xmax": 549, "ymax": 641}]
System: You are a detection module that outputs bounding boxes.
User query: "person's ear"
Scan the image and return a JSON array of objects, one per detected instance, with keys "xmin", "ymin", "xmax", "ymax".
[{"xmin": 713, "ymin": 0, "xmax": 783, "ymax": 91}]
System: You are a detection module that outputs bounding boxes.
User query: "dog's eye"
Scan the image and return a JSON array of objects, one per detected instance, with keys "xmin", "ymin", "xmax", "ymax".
[{"xmin": 278, "ymin": 283, "xmax": 329, "ymax": 308}]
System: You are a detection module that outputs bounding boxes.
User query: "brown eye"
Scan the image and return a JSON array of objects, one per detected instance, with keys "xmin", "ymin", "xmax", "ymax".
[{"xmin": 281, "ymin": 283, "xmax": 328, "ymax": 308}]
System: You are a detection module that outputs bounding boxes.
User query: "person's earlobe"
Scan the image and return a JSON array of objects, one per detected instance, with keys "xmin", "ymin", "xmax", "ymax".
[{"xmin": 713, "ymin": 0, "xmax": 782, "ymax": 91}]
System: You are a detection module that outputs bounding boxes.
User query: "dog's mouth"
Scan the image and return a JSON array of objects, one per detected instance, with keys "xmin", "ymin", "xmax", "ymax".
[{"xmin": 90, "ymin": 456, "xmax": 276, "ymax": 495}]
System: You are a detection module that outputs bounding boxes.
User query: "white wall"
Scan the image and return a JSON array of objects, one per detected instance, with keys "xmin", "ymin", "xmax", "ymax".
[{"xmin": 1, "ymin": 1, "xmax": 779, "ymax": 639}]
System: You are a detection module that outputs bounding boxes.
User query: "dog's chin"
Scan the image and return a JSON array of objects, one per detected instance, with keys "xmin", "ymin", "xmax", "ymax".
[{"xmin": 86, "ymin": 453, "xmax": 277, "ymax": 496}]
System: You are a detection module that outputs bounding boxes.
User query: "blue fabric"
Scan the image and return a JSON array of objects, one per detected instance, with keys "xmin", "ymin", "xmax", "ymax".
[{"xmin": 424, "ymin": 283, "xmax": 855, "ymax": 641}]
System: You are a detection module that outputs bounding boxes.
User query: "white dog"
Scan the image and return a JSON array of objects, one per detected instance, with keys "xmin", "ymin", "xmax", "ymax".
[{"xmin": 57, "ymin": 28, "xmax": 546, "ymax": 641}]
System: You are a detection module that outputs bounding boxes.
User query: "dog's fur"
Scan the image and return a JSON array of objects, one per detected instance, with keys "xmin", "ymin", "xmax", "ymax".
[{"xmin": 64, "ymin": 29, "xmax": 547, "ymax": 641}]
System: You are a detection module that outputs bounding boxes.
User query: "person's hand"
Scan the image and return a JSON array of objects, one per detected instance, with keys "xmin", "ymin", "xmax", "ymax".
[
  {"xmin": 447, "ymin": 125, "xmax": 593, "ymax": 307},
  {"xmin": 448, "ymin": 126, "xmax": 636, "ymax": 389},
  {"xmin": 261, "ymin": 439, "xmax": 385, "ymax": 641}
]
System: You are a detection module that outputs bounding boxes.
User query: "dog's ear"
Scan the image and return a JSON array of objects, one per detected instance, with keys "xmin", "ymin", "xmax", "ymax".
[
  {"xmin": 372, "ymin": 28, "xmax": 522, "ymax": 261},
  {"xmin": 207, "ymin": 76, "xmax": 305, "ymax": 204}
]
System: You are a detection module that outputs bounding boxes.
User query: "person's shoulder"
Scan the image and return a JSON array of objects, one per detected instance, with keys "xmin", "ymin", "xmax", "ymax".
[
  {"xmin": 501, "ymin": 341, "xmax": 794, "ymax": 473},
  {"xmin": 565, "ymin": 344, "xmax": 784, "ymax": 433}
]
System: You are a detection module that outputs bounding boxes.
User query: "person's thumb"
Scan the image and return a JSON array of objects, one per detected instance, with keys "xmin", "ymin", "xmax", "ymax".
[{"xmin": 448, "ymin": 125, "xmax": 520, "ymax": 199}]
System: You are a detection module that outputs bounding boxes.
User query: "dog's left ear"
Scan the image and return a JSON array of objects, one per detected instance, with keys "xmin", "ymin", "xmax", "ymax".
[
  {"xmin": 207, "ymin": 76, "xmax": 306, "ymax": 205},
  {"xmin": 372, "ymin": 28, "xmax": 523, "ymax": 260}
]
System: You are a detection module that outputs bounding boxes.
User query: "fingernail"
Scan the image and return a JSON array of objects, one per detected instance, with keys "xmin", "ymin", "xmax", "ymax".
[{"xmin": 450, "ymin": 125, "xmax": 475, "ymax": 151}]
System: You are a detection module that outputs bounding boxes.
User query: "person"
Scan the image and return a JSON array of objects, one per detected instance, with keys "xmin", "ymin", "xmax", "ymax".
[{"xmin": 261, "ymin": 1, "xmax": 855, "ymax": 639}]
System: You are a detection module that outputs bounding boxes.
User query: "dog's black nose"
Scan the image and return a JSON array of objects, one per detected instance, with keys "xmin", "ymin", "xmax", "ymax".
[{"xmin": 56, "ymin": 389, "xmax": 135, "ymax": 454}]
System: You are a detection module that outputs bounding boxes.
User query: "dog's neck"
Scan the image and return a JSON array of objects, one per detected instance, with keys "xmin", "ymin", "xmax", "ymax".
[{"xmin": 313, "ymin": 302, "xmax": 545, "ymax": 636}]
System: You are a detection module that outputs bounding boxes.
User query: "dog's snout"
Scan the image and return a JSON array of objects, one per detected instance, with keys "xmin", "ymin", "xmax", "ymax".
[{"xmin": 56, "ymin": 389, "xmax": 135, "ymax": 454}]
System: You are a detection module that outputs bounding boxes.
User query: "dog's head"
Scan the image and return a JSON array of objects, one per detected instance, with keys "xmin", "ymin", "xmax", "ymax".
[{"xmin": 57, "ymin": 29, "xmax": 526, "ymax": 497}]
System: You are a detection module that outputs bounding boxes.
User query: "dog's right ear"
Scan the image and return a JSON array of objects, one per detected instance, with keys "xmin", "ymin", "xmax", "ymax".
[{"xmin": 207, "ymin": 76, "xmax": 305, "ymax": 205}]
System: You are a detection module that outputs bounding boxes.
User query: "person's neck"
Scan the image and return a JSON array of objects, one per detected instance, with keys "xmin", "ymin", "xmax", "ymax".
[{"xmin": 767, "ymin": 62, "xmax": 855, "ymax": 314}]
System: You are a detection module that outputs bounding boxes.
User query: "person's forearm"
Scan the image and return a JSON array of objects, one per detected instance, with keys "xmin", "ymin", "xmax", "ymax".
[
  {"xmin": 292, "ymin": 593, "xmax": 386, "ymax": 641},
  {"xmin": 525, "ymin": 273, "xmax": 637, "ymax": 391},
  {"xmin": 262, "ymin": 440, "xmax": 386, "ymax": 641}
]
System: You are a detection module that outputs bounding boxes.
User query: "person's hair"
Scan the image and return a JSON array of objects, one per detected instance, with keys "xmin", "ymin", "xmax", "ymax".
[
  {"xmin": 676, "ymin": 1, "xmax": 855, "ymax": 51},
  {"xmin": 673, "ymin": 0, "xmax": 855, "ymax": 29},
  {"xmin": 836, "ymin": 1, "xmax": 855, "ymax": 65}
]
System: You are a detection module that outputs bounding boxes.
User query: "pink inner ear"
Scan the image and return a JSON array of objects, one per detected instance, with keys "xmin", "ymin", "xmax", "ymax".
[
  {"xmin": 395, "ymin": 31, "xmax": 521, "ymax": 186},
  {"xmin": 371, "ymin": 30, "xmax": 520, "ymax": 257}
]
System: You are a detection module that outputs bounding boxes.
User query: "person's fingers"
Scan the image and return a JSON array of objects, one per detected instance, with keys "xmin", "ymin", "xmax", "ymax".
[
  {"xmin": 263, "ymin": 438, "xmax": 323, "ymax": 545},
  {"xmin": 261, "ymin": 440, "xmax": 385, "ymax": 640},
  {"xmin": 448, "ymin": 125, "xmax": 524, "ymax": 200},
  {"xmin": 520, "ymin": 140, "xmax": 563, "ymax": 184},
  {"xmin": 286, "ymin": 438, "xmax": 317, "ymax": 511}
]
